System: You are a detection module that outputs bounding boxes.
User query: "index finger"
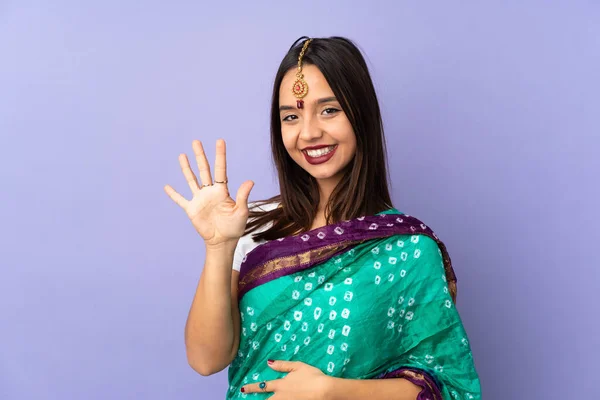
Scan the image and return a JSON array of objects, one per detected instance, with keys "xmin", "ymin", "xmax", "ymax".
[{"xmin": 214, "ymin": 139, "xmax": 227, "ymax": 183}]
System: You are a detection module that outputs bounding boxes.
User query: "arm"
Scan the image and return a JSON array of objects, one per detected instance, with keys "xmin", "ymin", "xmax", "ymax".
[
  {"xmin": 164, "ymin": 139, "xmax": 254, "ymax": 377},
  {"xmin": 326, "ymin": 377, "xmax": 421, "ymax": 400},
  {"xmin": 184, "ymin": 240, "xmax": 241, "ymax": 376}
]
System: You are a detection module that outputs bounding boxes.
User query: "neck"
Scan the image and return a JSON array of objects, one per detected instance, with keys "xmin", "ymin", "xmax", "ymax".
[{"xmin": 316, "ymin": 174, "xmax": 342, "ymax": 213}]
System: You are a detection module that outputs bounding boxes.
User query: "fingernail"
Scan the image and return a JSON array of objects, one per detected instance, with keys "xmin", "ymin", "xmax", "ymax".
[
  {"xmin": 267, "ymin": 359, "xmax": 274, "ymax": 365},
  {"xmin": 240, "ymin": 387, "xmax": 245, "ymax": 393}
]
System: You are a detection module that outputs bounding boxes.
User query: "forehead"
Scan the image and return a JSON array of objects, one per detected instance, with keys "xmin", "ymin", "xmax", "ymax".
[{"xmin": 279, "ymin": 64, "xmax": 334, "ymax": 104}]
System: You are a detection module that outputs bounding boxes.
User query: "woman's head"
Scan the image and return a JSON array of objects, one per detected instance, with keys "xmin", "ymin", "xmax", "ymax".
[
  {"xmin": 279, "ymin": 63, "xmax": 357, "ymax": 186},
  {"xmin": 247, "ymin": 36, "xmax": 393, "ymax": 239}
]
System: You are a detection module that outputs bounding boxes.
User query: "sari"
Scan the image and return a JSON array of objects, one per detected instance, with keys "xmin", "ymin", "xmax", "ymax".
[{"xmin": 227, "ymin": 209, "xmax": 481, "ymax": 399}]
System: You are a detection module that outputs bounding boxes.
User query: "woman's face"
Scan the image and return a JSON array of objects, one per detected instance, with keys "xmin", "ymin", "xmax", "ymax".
[{"xmin": 279, "ymin": 64, "xmax": 357, "ymax": 184}]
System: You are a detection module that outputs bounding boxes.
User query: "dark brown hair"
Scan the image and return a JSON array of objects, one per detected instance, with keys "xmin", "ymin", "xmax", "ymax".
[{"xmin": 245, "ymin": 36, "xmax": 393, "ymax": 241}]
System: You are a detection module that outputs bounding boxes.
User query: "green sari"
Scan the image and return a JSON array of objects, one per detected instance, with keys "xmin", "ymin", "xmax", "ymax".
[{"xmin": 227, "ymin": 209, "xmax": 481, "ymax": 399}]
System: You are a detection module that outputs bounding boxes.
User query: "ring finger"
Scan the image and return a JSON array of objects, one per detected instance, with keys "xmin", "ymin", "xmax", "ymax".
[
  {"xmin": 178, "ymin": 153, "xmax": 201, "ymax": 194},
  {"xmin": 240, "ymin": 379, "xmax": 279, "ymax": 394},
  {"xmin": 192, "ymin": 140, "xmax": 213, "ymax": 187}
]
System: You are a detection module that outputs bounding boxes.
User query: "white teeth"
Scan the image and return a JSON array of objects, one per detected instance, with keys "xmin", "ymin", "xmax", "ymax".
[{"xmin": 305, "ymin": 145, "xmax": 336, "ymax": 157}]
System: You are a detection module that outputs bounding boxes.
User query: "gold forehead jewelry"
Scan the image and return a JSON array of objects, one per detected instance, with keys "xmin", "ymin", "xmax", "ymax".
[{"xmin": 292, "ymin": 39, "xmax": 312, "ymax": 109}]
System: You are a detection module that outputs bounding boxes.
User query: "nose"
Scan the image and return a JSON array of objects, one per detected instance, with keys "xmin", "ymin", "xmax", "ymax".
[{"xmin": 298, "ymin": 114, "xmax": 323, "ymax": 142}]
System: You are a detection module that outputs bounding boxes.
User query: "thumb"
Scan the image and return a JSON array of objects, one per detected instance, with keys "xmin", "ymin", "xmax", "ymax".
[{"xmin": 235, "ymin": 180, "xmax": 254, "ymax": 210}]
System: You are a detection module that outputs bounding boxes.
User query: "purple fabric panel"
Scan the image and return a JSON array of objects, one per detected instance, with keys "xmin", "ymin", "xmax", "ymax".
[
  {"xmin": 238, "ymin": 213, "xmax": 449, "ymax": 299},
  {"xmin": 376, "ymin": 368, "xmax": 443, "ymax": 400},
  {"xmin": 238, "ymin": 245, "xmax": 351, "ymax": 299},
  {"xmin": 240, "ymin": 214, "xmax": 435, "ymax": 279}
]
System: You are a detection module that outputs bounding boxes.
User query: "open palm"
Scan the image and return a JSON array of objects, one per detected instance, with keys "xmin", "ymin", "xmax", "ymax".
[{"xmin": 164, "ymin": 139, "xmax": 254, "ymax": 247}]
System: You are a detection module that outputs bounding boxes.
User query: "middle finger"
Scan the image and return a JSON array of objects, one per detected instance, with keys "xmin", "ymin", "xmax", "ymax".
[{"xmin": 214, "ymin": 139, "xmax": 227, "ymax": 184}]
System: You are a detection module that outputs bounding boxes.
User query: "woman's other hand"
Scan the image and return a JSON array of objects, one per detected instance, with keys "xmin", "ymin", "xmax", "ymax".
[{"xmin": 241, "ymin": 360, "xmax": 332, "ymax": 400}]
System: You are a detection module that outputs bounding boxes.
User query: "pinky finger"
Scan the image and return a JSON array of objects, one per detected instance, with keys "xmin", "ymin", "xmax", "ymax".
[{"xmin": 164, "ymin": 185, "xmax": 188, "ymax": 208}]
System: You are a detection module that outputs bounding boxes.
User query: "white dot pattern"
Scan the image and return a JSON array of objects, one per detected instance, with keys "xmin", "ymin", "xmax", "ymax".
[{"xmin": 229, "ymin": 222, "xmax": 479, "ymax": 399}]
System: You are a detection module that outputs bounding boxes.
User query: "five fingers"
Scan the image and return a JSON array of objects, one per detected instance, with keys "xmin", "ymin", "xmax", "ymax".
[{"xmin": 166, "ymin": 139, "xmax": 243, "ymax": 208}]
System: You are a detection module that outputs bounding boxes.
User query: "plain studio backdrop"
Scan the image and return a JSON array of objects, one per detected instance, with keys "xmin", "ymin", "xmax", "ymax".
[{"xmin": 1, "ymin": 1, "xmax": 598, "ymax": 399}]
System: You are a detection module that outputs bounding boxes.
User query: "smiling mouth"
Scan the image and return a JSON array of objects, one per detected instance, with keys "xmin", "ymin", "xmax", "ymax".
[
  {"xmin": 302, "ymin": 145, "xmax": 338, "ymax": 165},
  {"xmin": 302, "ymin": 145, "xmax": 337, "ymax": 157}
]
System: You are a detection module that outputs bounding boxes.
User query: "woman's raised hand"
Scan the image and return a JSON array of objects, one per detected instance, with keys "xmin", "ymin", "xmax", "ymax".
[{"xmin": 164, "ymin": 139, "xmax": 254, "ymax": 248}]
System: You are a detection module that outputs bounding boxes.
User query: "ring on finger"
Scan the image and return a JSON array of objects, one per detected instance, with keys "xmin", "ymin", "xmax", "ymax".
[
  {"xmin": 214, "ymin": 179, "xmax": 228, "ymax": 184},
  {"xmin": 201, "ymin": 184, "xmax": 213, "ymax": 188},
  {"xmin": 259, "ymin": 381, "xmax": 267, "ymax": 392}
]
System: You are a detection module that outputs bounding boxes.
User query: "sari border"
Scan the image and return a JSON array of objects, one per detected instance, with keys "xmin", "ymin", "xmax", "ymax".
[
  {"xmin": 376, "ymin": 367, "xmax": 443, "ymax": 400},
  {"xmin": 238, "ymin": 213, "xmax": 457, "ymax": 303},
  {"xmin": 238, "ymin": 240, "xmax": 356, "ymax": 299}
]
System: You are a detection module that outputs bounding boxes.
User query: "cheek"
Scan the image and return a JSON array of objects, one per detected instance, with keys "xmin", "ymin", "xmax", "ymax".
[
  {"xmin": 339, "ymin": 124, "xmax": 356, "ymax": 149},
  {"xmin": 280, "ymin": 128, "xmax": 297, "ymax": 153},
  {"xmin": 332, "ymin": 117, "xmax": 354, "ymax": 141},
  {"xmin": 342, "ymin": 130, "xmax": 357, "ymax": 160},
  {"xmin": 349, "ymin": 134, "xmax": 357, "ymax": 153}
]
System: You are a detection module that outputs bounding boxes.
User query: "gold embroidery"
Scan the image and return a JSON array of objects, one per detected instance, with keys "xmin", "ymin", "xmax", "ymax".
[
  {"xmin": 402, "ymin": 370, "xmax": 418, "ymax": 379},
  {"xmin": 238, "ymin": 218, "xmax": 454, "ymax": 400},
  {"xmin": 397, "ymin": 370, "xmax": 441, "ymax": 400},
  {"xmin": 239, "ymin": 241, "xmax": 353, "ymax": 292},
  {"xmin": 239, "ymin": 227, "xmax": 457, "ymax": 305}
]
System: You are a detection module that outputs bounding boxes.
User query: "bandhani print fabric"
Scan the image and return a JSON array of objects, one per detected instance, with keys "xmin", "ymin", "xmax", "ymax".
[{"xmin": 227, "ymin": 208, "xmax": 481, "ymax": 399}]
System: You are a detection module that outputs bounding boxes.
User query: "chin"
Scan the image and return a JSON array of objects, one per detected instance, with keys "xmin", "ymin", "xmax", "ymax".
[
  {"xmin": 304, "ymin": 166, "xmax": 342, "ymax": 180},
  {"xmin": 289, "ymin": 152, "xmax": 350, "ymax": 181}
]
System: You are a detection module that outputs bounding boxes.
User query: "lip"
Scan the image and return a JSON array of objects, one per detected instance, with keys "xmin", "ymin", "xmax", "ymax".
[
  {"xmin": 302, "ymin": 144, "xmax": 336, "ymax": 151},
  {"xmin": 302, "ymin": 145, "xmax": 338, "ymax": 165}
]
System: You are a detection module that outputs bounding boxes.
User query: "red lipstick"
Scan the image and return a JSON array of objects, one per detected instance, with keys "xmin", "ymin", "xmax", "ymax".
[{"xmin": 302, "ymin": 145, "xmax": 338, "ymax": 165}]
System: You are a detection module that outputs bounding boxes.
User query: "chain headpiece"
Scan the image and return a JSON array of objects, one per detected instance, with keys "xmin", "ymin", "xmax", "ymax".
[{"xmin": 292, "ymin": 39, "xmax": 312, "ymax": 109}]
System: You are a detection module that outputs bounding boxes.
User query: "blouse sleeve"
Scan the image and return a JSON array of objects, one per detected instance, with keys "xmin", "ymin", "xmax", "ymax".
[
  {"xmin": 231, "ymin": 202, "xmax": 277, "ymax": 271},
  {"xmin": 232, "ymin": 237, "xmax": 247, "ymax": 272}
]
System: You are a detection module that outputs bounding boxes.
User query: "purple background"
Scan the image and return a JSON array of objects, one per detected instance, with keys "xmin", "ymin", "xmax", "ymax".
[{"xmin": 1, "ymin": 1, "xmax": 598, "ymax": 399}]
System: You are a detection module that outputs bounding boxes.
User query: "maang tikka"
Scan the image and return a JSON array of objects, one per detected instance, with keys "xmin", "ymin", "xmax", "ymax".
[{"xmin": 292, "ymin": 39, "xmax": 312, "ymax": 109}]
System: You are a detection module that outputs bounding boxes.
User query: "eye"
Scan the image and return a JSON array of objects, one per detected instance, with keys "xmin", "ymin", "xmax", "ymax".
[
  {"xmin": 322, "ymin": 108, "xmax": 340, "ymax": 115},
  {"xmin": 282, "ymin": 114, "xmax": 298, "ymax": 122}
]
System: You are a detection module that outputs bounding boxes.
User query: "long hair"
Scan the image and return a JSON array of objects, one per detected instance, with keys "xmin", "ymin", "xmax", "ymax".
[{"xmin": 245, "ymin": 36, "xmax": 393, "ymax": 241}]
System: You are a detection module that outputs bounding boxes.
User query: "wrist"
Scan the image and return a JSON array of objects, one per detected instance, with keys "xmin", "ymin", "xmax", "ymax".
[
  {"xmin": 205, "ymin": 239, "xmax": 238, "ymax": 253},
  {"xmin": 322, "ymin": 376, "xmax": 338, "ymax": 400}
]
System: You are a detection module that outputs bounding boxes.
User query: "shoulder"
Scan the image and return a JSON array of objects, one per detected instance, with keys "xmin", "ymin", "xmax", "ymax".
[
  {"xmin": 391, "ymin": 215, "xmax": 446, "ymax": 274},
  {"xmin": 382, "ymin": 210, "xmax": 442, "ymax": 257}
]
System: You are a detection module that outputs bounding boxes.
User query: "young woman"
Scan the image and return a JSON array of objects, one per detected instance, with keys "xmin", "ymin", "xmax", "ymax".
[{"xmin": 165, "ymin": 36, "xmax": 481, "ymax": 400}]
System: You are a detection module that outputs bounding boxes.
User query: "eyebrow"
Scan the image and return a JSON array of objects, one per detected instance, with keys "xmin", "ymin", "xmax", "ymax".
[{"xmin": 279, "ymin": 96, "xmax": 338, "ymax": 111}]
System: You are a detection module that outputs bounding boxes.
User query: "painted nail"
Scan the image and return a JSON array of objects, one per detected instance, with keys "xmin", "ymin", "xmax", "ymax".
[
  {"xmin": 240, "ymin": 387, "xmax": 245, "ymax": 393},
  {"xmin": 267, "ymin": 359, "xmax": 274, "ymax": 365}
]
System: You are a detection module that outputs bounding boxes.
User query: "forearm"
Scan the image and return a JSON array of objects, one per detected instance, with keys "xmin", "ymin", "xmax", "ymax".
[
  {"xmin": 326, "ymin": 377, "xmax": 421, "ymax": 400},
  {"xmin": 185, "ymin": 240, "xmax": 238, "ymax": 374}
]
